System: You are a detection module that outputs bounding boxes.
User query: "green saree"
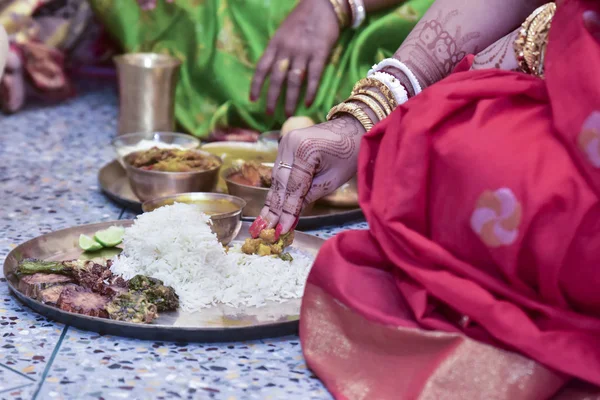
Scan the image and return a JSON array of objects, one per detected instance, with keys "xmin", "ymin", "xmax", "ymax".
[{"xmin": 89, "ymin": 0, "xmax": 433, "ymax": 138}]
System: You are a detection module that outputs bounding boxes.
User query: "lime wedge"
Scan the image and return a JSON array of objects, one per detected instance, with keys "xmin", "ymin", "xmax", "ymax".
[
  {"xmin": 79, "ymin": 234, "xmax": 103, "ymax": 252},
  {"xmin": 94, "ymin": 226, "xmax": 125, "ymax": 248}
]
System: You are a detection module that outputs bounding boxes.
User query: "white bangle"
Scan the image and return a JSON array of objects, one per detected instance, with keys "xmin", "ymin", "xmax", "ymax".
[
  {"xmin": 349, "ymin": 0, "xmax": 366, "ymax": 29},
  {"xmin": 368, "ymin": 58, "xmax": 422, "ymax": 95},
  {"xmin": 369, "ymin": 71, "xmax": 408, "ymax": 105}
]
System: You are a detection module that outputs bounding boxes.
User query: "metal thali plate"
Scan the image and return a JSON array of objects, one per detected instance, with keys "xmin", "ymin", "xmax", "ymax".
[
  {"xmin": 3, "ymin": 221, "xmax": 323, "ymax": 342},
  {"xmin": 98, "ymin": 160, "xmax": 364, "ymax": 230}
]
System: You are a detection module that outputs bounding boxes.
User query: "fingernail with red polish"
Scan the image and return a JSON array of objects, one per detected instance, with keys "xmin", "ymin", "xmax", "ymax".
[
  {"xmin": 249, "ymin": 216, "xmax": 267, "ymax": 238},
  {"xmin": 274, "ymin": 224, "xmax": 283, "ymax": 241}
]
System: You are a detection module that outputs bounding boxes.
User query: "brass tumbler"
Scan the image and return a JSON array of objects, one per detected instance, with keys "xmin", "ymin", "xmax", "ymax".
[{"xmin": 114, "ymin": 53, "xmax": 182, "ymax": 135}]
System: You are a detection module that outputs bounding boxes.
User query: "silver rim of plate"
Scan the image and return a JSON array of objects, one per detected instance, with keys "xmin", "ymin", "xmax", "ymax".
[{"xmin": 3, "ymin": 221, "xmax": 324, "ymax": 342}]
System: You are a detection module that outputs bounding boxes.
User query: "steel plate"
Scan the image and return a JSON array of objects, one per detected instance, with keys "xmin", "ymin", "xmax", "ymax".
[
  {"xmin": 98, "ymin": 160, "xmax": 364, "ymax": 230},
  {"xmin": 4, "ymin": 221, "xmax": 323, "ymax": 342}
]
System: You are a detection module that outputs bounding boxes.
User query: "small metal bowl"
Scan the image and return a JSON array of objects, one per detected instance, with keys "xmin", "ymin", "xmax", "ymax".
[
  {"xmin": 124, "ymin": 150, "xmax": 222, "ymax": 202},
  {"xmin": 222, "ymin": 163, "xmax": 313, "ymax": 217},
  {"xmin": 112, "ymin": 132, "xmax": 200, "ymax": 167},
  {"xmin": 201, "ymin": 141, "xmax": 278, "ymax": 193},
  {"xmin": 142, "ymin": 192, "xmax": 246, "ymax": 245}
]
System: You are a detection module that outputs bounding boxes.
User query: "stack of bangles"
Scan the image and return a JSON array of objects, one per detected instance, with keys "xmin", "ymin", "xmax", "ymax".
[
  {"xmin": 326, "ymin": 58, "xmax": 422, "ymax": 132},
  {"xmin": 327, "ymin": 0, "xmax": 366, "ymax": 29},
  {"xmin": 514, "ymin": 2, "xmax": 556, "ymax": 79}
]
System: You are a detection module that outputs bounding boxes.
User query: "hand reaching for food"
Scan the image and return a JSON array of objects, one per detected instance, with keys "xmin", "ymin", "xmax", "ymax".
[
  {"xmin": 250, "ymin": 0, "xmax": 341, "ymax": 116},
  {"xmin": 250, "ymin": 114, "xmax": 365, "ymax": 236}
]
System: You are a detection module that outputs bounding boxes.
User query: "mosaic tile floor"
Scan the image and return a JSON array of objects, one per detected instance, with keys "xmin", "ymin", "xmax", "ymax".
[{"xmin": 0, "ymin": 83, "xmax": 367, "ymax": 399}]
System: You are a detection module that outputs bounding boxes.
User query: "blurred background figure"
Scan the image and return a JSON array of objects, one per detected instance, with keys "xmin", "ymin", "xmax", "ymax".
[
  {"xmin": 0, "ymin": 0, "xmax": 115, "ymax": 113},
  {"xmin": 89, "ymin": 0, "xmax": 433, "ymax": 139}
]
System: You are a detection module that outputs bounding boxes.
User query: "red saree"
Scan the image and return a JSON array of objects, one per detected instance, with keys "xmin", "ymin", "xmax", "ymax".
[{"xmin": 300, "ymin": 0, "xmax": 600, "ymax": 398}]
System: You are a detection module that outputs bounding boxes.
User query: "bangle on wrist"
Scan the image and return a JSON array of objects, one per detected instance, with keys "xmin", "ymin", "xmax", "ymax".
[
  {"xmin": 348, "ymin": 94, "xmax": 388, "ymax": 121},
  {"xmin": 368, "ymin": 58, "xmax": 422, "ymax": 95},
  {"xmin": 326, "ymin": 0, "xmax": 350, "ymax": 28},
  {"xmin": 351, "ymin": 88, "xmax": 393, "ymax": 115},
  {"xmin": 327, "ymin": 102, "xmax": 375, "ymax": 131},
  {"xmin": 347, "ymin": 0, "xmax": 366, "ymax": 29},
  {"xmin": 369, "ymin": 71, "xmax": 408, "ymax": 105},
  {"xmin": 352, "ymin": 77, "xmax": 398, "ymax": 109}
]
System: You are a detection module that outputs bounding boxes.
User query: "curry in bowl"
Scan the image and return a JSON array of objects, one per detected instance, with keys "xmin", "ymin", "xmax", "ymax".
[{"xmin": 126, "ymin": 147, "xmax": 221, "ymax": 173}]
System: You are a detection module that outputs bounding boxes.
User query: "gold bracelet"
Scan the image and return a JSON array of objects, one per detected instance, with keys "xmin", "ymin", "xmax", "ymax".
[
  {"xmin": 327, "ymin": 102, "xmax": 375, "ymax": 131},
  {"xmin": 514, "ymin": 3, "xmax": 556, "ymax": 78},
  {"xmin": 352, "ymin": 77, "xmax": 398, "ymax": 109},
  {"xmin": 348, "ymin": 94, "xmax": 388, "ymax": 121},
  {"xmin": 327, "ymin": 0, "xmax": 350, "ymax": 28},
  {"xmin": 351, "ymin": 88, "xmax": 393, "ymax": 115}
]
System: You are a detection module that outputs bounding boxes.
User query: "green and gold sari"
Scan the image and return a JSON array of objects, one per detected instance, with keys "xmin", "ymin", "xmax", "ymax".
[{"xmin": 89, "ymin": 0, "xmax": 433, "ymax": 137}]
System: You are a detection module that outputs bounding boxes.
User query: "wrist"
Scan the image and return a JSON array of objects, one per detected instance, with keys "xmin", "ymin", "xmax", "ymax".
[
  {"xmin": 317, "ymin": 0, "xmax": 350, "ymax": 29},
  {"xmin": 336, "ymin": 113, "xmax": 367, "ymax": 135}
]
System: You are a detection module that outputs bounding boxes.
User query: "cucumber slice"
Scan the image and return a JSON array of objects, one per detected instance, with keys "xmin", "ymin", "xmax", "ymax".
[
  {"xmin": 79, "ymin": 234, "xmax": 103, "ymax": 252},
  {"xmin": 94, "ymin": 226, "xmax": 125, "ymax": 248}
]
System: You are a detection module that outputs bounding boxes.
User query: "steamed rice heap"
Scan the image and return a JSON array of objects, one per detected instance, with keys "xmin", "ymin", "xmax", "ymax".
[{"xmin": 110, "ymin": 203, "xmax": 313, "ymax": 311}]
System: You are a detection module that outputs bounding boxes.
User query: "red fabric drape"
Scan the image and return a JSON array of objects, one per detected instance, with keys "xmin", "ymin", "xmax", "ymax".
[{"xmin": 301, "ymin": 0, "xmax": 600, "ymax": 398}]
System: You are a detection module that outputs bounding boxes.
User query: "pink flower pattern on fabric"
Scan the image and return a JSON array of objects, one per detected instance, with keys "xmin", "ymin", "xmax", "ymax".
[
  {"xmin": 470, "ymin": 188, "xmax": 522, "ymax": 248},
  {"xmin": 577, "ymin": 111, "xmax": 600, "ymax": 168}
]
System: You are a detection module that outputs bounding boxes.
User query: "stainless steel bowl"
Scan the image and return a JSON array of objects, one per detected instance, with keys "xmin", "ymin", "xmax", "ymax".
[
  {"xmin": 142, "ymin": 192, "xmax": 246, "ymax": 245},
  {"xmin": 222, "ymin": 164, "xmax": 314, "ymax": 217},
  {"xmin": 112, "ymin": 132, "xmax": 200, "ymax": 168},
  {"xmin": 124, "ymin": 150, "xmax": 222, "ymax": 202}
]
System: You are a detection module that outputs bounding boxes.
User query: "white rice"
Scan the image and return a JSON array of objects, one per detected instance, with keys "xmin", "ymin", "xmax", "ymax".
[{"xmin": 110, "ymin": 203, "xmax": 313, "ymax": 311}]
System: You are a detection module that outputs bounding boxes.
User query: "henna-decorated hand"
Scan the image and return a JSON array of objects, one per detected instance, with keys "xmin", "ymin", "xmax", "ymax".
[
  {"xmin": 250, "ymin": 0, "xmax": 340, "ymax": 116},
  {"xmin": 249, "ymin": 115, "xmax": 365, "ymax": 236}
]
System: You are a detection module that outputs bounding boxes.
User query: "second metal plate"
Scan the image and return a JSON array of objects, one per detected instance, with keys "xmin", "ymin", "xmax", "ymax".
[{"xmin": 98, "ymin": 160, "xmax": 364, "ymax": 230}]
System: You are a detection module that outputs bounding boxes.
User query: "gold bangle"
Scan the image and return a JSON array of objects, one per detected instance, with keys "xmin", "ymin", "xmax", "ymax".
[
  {"xmin": 327, "ymin": 102, "xmax": 375, "ymax": 131},
  {"xmin": 514, "ymin": 3, "xmax": 556, "ymax": 78},
  {"xmin": 351, "ymin": 88, "xmax": 393, "ymax": 115},
  {"xmin": 352, "ymin": 77, "xmax": 398, "ymax": 109},
  {"xmin": 348, "ymin": 94, "xmax": 388, "ymax": 121},
  {"xmin": 327, "ymin": 0, "xmax": 350, "ymax": 28}
]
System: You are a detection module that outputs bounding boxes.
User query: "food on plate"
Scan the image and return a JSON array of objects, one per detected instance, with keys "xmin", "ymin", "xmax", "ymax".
[
  {"xmin": 79, "ymin": 226, "xmax": 125, "ymax": 252},
  {"xmin": 126, "ymin": 147, "xmax": 220, "ymax": 172},
  {"xmin": 201, "ymin": 142, "xmax": 277, "ymax": 192},
  {"xmin": 281, "ymin": 116, "xmax": 315, "ymax": 137},
  {"xmin": 57, "ymin": 286, "xmax": 110, "ymax": 318},
  {"xmin": 115, "ymin": 139, "xmax": 184, "ymax": 160},
  {"xmin": 111, "ymin": 203, "xmax": 313, "ymax": 310},
  {"xmin": 16, "ymin": 203, "xmax": 314, "ymax": 318},
  {"xmin": 106, "ymin": 292, "xmax": 158, "ymax": 323},
  {"xmin": 128, "ymin": 275, "xmax": 179, "ymax": 312},
  {"xmin": 241, "ymin": 228, "xmax": 294, "ymax": 260},
  {"xmin": 94, "ymin": 226, "xmax": 125, "ymax": 247},
  {"xmin": 18, "ymin": 273, "xmax": 73, "ymax": 299},
  {"xmin": 227, "ymin": 162, "xmax": 272, "ymax": 188},
  {"xmin": 16, "ymin": 258, "xmax": 178, "ymax": 324}
]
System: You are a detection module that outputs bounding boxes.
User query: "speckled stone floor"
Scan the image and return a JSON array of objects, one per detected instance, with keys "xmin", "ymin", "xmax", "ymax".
[{"xmin": 0, "ymin": 83, "xmax": 367, "ymax": 399}]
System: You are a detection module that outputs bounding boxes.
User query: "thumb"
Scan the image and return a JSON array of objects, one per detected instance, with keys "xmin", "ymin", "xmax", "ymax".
[{"xmin": 583, "ymin": 10, "xmax": 600, "ymax": 43}]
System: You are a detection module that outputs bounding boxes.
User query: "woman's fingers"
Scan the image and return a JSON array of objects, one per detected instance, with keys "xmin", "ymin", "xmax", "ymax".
[
  {"xmin": 305, "ymin": 54, "xmax": 327, "ymax": 107},
  {"xmin": 583, "ymin": 10, "xmax": 600, "ymax": 43},
  {"xmin": 266, "ymin": 56, "xmax": 290, "ymax": 114},
  {"xmin": 285, "ymin": 58, "xmax": 307, "ymax": 116},
  {"xmin": 278, "ymin": 160, "xmax": 315, "ymax": 233},
  {"xmin": 250, "ymin": 46, "xmax": 277, "ymax": 102}
]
